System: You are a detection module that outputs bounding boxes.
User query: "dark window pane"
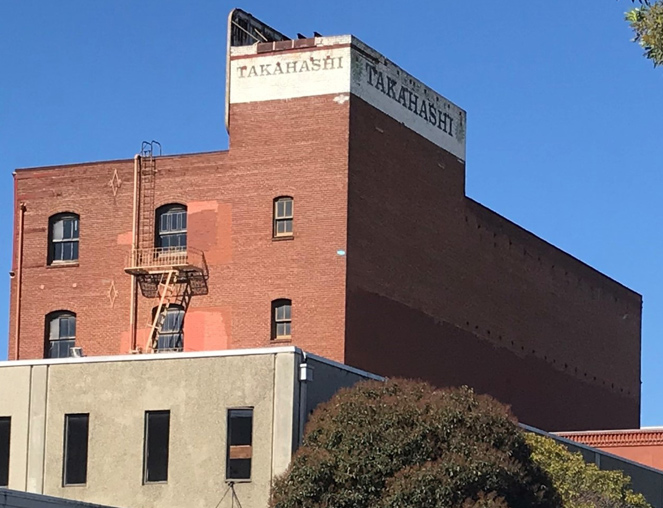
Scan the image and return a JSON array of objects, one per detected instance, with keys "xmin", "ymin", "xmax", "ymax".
[
  {"xmin": 0, "ymin": 417, "xmax": 10, "ymax": 487},
  {"xmin": 64, "ymin": 243, "xmax": 73, "ymax": 261},
  {"xmin": 60, "ymin": 317, "xmax": 69, "ymax": 339},
  {"xmin": 285, "ymin": 219, "xmax": 293, "ymax": 233},
  {"xmin": 284, "ymin": 200, "xmax": 292, "ymax": 217},
  {"xmin": 144, "ymin": 411, "xmax": 170, "ymax": 483},
  {"xmin": 227, "ymin": 459, "xmax": 251, "ymax": 480},
  {"xmin": 229, "ymin": 410, "xmax": 253, "ymax": 446},
  {"xmin": 64, "ymin": 414, "xmax": 88, "ymax": 485},
  {"xmin": 63, "ymin": 220, "xmax": 73, "ymax": 240},
  {"xmin": 54, "ymin": 243, "xmax": 63, "ymax": 262}
]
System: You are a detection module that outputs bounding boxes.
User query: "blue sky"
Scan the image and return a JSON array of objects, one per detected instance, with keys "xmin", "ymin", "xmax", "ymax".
[{"xmin": 1, "ymin": 1, "xmax": 661, "ymax": 426}]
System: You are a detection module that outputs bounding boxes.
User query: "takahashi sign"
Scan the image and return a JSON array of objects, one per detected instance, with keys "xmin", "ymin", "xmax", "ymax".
[{"xmin": 228, "ymin": 36, "xmax": 466, "ymax": 161}]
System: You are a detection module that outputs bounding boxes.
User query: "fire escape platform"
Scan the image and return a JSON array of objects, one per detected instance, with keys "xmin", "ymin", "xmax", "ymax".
[{"xmin": 124, "ymin": 247, "xmax": 208, "ymax": 276}]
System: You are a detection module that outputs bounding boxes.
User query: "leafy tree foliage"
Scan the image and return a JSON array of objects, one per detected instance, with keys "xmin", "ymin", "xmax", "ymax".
[
  {"xmin": 626, "ymin": 0, "xmax": 663, "ymax": 66},
  {"xmin": 270, "ymin": 380, "xmax": 559, "ymax": 508},
  {"xmin": 526, "ymin": 433, "xmax": 651, "ymax": 508}
]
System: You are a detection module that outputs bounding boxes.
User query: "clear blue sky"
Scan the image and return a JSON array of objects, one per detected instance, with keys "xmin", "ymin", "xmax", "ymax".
[{"xmin": 1, "ymin": 1, "xmax": 660, "ymax": 426}]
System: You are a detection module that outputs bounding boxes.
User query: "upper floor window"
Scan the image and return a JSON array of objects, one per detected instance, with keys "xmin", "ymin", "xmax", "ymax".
[
  {"xmin": 273, "ymin": 197, "xmax": 293, "ymax": 238},
  {"xmin": 48, "ymin": 213, "xmax": 79, "ymax": 264},
  {"xmin": 46, "ymin": 311, "xmax": 76, "ymax": 359},
  {"xmin": 271, "ymin": 299, "xmax": 291, "ymax": 340},
  {"xmin": 156, "ymin": 204, "xmax": 187, "ymax": 250},
  {"xmin": 153, "ymin": 305, "xmax": 184, "ymax": 352}
]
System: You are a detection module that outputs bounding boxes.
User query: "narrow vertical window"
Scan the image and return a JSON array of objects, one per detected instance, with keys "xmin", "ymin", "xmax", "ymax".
[
  {"xmin": 144, "ymin": 411, "xmax": 170, "ymax": 483},
  {"xmin": 48, "ymin": 213, "xmax": 80, "ymax": 264},
  {"xmin": 0, "ymin": 417, "xmax": 10, "ymax": 488},
  {"xmin": 273, "ymin": 197, "xmax": 293, "ymax": 237},
  {"xmin": 45, "ymin": 311, "xmax": 76, "ymax": 359},
  {"xmin": 63, "ymin": 414, "xmax": 88, "ymax": 486},
  {"xmin": 271, "ymin": 299, "xmax": 292, "ymax": 340},
  {"xmin": 226, "ymin": 409, "xmax": 253, "ymax": 481},
  {"xmin": 156, "ymin": 204, "xmax": 187, "ymax": 251}
]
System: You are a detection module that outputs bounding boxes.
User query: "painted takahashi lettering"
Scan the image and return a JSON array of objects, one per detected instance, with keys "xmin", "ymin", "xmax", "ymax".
[
  {"xmin": 365, "ymin": 63, "xmax": 455, "ymax": 138},
  {"xmin": 237, "ymin": 56, "xmax": 344, "ymax": 78}
]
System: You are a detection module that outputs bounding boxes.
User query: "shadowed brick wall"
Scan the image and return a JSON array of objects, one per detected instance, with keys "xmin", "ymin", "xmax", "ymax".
[{"xmin": 344, "ymin": 96, "xmax": 641, "ymax": 431}]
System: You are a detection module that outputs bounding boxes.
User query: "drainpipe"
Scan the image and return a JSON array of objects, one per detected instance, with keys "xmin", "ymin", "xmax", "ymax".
[
  {"xmin": 14, "ymin": 202, "xmax": 26, "ymax": 360},
  {"xmin": 129, "ymin": 155, "xmax": 140, "ymax": 351}
]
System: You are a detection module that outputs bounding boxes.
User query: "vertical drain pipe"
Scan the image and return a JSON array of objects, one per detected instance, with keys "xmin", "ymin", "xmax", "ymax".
[
  {"xmin": 13, "ymin": 202, "xmax": 26, "ymax": 360},
  {"xmin": 129, "ymin": 155, "xmax": 140, "ymax": 351}
]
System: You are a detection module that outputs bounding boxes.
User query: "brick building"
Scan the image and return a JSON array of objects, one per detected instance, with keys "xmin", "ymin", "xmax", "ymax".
[
  {"xmin": 558, "ymin": 428, "xmax": 663, "ymax": 471},
  {"xmin": 7, "ymin": 10, "xmax": 642, "ymax": 432}
]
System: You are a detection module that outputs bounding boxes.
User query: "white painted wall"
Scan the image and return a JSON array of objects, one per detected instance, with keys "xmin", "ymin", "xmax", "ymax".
[{"xmin": 228, "ymin": 36, "xmax": 466, "ymax": 161}]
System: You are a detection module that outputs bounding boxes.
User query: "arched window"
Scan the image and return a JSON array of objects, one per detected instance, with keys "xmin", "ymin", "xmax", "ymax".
[
  {"xmin": 48, "ymin": 213, "xmax": 79, "ymax": 264},
  {"xmin": 271, "ymin": 299, "xmax": 291, "ymax": 339},
  {"xmin": 273, "ymin": 197, "xmax": 293, "ymax": 237},
  {"xmin": 156, "ymin": 204, "xmax": 187, "ymax": 250},
  {"xmin": 153, "ymin": 305, "xmax": 184, "ymax": 351},
  {"xmin": 45, "ymin": 311, "xmax": 76, "ymax": 358}
]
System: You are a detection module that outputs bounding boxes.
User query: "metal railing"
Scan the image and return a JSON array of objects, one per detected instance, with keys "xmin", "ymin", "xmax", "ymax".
[{"xmin": 125, "ymin": 246, "xmax": 207, "ymax": 274}]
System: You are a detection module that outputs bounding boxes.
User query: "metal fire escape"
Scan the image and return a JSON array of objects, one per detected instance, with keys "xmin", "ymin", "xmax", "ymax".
[{"xmin": 125, "ymin": 141, "xmax": 209, "ymax": 353}]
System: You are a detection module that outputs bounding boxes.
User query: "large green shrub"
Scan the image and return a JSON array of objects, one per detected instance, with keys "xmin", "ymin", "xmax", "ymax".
[{"xmin": 271, "ymin": 379, "xmax": 558, "ymax": 508}]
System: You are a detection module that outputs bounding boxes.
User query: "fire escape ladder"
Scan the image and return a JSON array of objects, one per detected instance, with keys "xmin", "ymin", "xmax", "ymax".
[
  {"xmin": 146, "ymin": 270, "xmax": 176, "ymax": 352},
  {"xmin": 146, "ymin": 272, "xmax": 195, "ymax": 353},
  {"xmin": 138, "ymin": 155, "xmax": 157, "ymax": 250},
  {"xmin": 126, "ymin": 140, "xmax": 208, "ymax": 354}
]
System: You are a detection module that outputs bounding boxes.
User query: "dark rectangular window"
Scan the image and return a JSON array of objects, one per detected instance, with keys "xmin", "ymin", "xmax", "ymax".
[
  {"xmin": 226, "ymin": 408, "xmax": 253, "ymax": 480},
  {"xmin": 63, "ymin": 414, "xmax": 88, "ymax": 486},
  {"xmin": 144, "ymin": 411, "xmax": 170, "ymax": 483},
  {"xmin": 0, "ymin": 417, "xmax": 10, "ymax": 487}
]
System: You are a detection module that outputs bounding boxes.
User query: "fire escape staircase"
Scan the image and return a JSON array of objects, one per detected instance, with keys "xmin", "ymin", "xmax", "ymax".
[{"xmin": 125, "ymin": 141, "xmax": 209, "ymax": 353}]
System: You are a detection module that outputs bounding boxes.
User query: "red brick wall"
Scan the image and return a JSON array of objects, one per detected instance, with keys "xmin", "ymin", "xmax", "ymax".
[
  {"xmin": 10, "ymin": 94, "xmax": 350, "ymax": 362},
  {"xmin": 344, "ymin": 96, "xmax": 641, "ymax": 431},
  {"xmin": 9, "ymin": 86, "xmax": 642, "ymax": 432}
]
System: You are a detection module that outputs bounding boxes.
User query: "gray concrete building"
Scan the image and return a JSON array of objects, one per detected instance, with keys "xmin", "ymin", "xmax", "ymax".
[
  {"xmin": 1, "ymin": 490, "xmax": 117, "ymax": 508},
  {"xmin": 0, "ymin": 347, "xmax": 380, "ymax": 508}
]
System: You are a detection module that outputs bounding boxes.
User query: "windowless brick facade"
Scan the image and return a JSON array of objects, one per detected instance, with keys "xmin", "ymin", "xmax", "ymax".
[{"xmin": 7, "ymin": 11, "xmax": 641, "ymax": 432}]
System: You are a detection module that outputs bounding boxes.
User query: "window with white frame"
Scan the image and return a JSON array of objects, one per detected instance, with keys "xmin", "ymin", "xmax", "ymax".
[{"xmin": 273, "ymin": 197, "xmax": 293, "ymax": 237}]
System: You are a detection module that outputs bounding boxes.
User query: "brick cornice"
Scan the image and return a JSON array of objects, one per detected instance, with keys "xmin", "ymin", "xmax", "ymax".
[{"xmin": 558, "ymin": 430, "xmax": 663, "ymax": 448}]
